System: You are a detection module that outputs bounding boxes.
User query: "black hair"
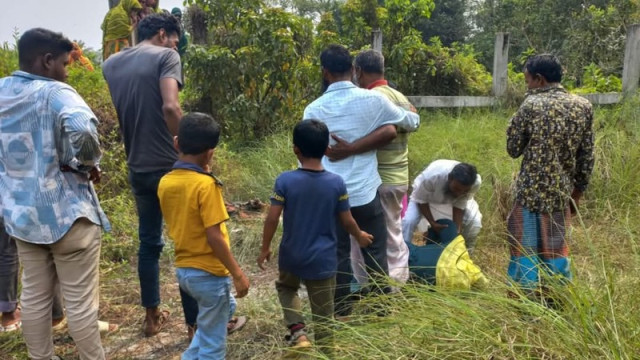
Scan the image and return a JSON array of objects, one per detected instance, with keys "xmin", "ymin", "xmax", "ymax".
[
  {"xmin": 320, "ymin": 44, "xmax": 353, "ymax": 76},
  {"xmin": 17, "ymin": 28, "xmax": 73, "ymax": 67},
  {"xmin": 354, "ymin": 49, "xmax": 384, "ymax": 74},
  {"xmin": 293, "ymin": 120, "xmax": 329, "ymax": 159},
  {"xmin": 178, "ymin": 112, "xmax": 220, "ymax": 155},
  {"xmin": 524, "ymin": 54, "xmax": 563, "ymax": 83},
  {"xmin": 137, "ymin": 13, "xmax": 182, "ymax": 42},
  {"xmin": 449, "ymin": 163, "xmax": 477, "ymax": 186}
]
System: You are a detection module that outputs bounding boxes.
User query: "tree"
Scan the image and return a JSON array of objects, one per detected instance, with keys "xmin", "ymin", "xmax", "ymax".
[
  {"xmin": 184, "ymin": 0, "xmax": 316, "ymax": 142},
  {"xmin": 323, "ymin": 0, "xmax": 435, "ymax": 50},
  {"xmin": 317, "ymin": 0, "xmax": 492, "ymax": 95},
  {"xmin": 470, "ymin": 0, "xmax": 640, "ymax": 81},
  {"xmin": 268, "ymin": 0, "xmax": 343, "ymax": 18},
  {"xmin": 108, "ymin": 0, "xmax": 120, "ymax": 9},
  {"xmin": 416, "ymin": 0, "xmax": 470, "ymax": 46}
]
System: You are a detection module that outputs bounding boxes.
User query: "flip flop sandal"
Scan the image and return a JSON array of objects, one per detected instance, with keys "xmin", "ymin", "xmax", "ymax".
[
  {"xmin": 52, "ymin": 317, "xmax": 67, "ymax": 332},
  {"xmin": 227, "ymin": 316, "xmax": 248, "ymax": 335},
  {"xmin": 143, "ymin": 310, "xmax": 170, "ymax": 337},
  {"xmin": 98, "ymin": 320, "xmax": 119, "ymax": 335},
  {"xmin": 0, "ymin": 320, "xmax": 21, "ymax": 333}
]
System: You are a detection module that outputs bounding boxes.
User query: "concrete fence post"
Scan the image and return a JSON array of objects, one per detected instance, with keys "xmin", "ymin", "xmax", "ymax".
[
  {"xmin": 622, "ymin": 24, "xmax": 640, "ymax": 95},
  {"xmin": 372, "ymin": 29, "xmax": 383, "ymax": 53},
  {"xmin": 492, "ymin": 32, "xmax": 510, "ymax": 97}
]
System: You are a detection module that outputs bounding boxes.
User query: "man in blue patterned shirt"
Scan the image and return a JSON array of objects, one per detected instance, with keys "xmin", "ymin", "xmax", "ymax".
[{"xmin": 0, "ymin": 28, "xmax": 110, "ymax": 360}]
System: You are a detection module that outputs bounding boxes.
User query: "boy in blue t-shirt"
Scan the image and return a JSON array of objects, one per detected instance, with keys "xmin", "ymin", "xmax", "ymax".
[{"xmin": 258, "ymin": 119, "xmax": 373, "ymax": 350}]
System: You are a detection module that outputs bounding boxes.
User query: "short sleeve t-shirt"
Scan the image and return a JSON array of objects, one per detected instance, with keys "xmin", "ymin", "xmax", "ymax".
[
  {"xmin": 158, "ymin": 166, "xmax": 231, "ymax": 277},
  {"xmin": 411, "ymin": 159, "xmax": 482, "ymax": 209},
  {"xmin": 102, "ymin": 44, "xmax": 182, "ymax": 172},
  {"xmin": 271, "ymin": 169, "xmax": 350, "ymax": 280}
]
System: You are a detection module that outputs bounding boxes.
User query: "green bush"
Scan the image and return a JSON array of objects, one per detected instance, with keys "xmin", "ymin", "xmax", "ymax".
[
  {"xmin": 0, "ymin": 41, "xmax": 18, "ymax": 78},
  {"xmin": 184, "ymin": 2, "xmax": 317, "ymax": 144},
  {"xmin": 66, "ymin": 65, "xmax": 119, "ymax": 141},
  {"xmin": 387, "ymin": 34, "xmax": 492, "ymax": 95},
  {"xmin": 319, "ymin": 0, "xmax": 490, "ymax": 96},
  {"xmin": 569, "ymin": 63, "xmax": 622, "ymax": 94}
]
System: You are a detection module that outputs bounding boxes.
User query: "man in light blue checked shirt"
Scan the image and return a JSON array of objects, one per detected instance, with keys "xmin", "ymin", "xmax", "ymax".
[
  {"xmin": 0, "ymin": 28, "xmax": 109, "ymax": 360},
  {"xmin": 303, "ymin": 44, "xmax": 420, "ymax": 317}
]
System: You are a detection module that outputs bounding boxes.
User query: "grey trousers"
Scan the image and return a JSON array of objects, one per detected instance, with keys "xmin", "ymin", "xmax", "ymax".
[{"xmin": 0, "ymin": 222, "xmax": 64, "ymax": 318}]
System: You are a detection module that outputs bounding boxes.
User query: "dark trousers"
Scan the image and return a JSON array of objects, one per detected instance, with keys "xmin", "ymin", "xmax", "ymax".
[
  {"xmin": 128, "ymin": 169, "xmax": 197, "ymax": 318},
  {"xmin": 334, "ymin": 193, "xmax": 389, "ymax": 317},
  {"xmin": 180, "ymin": 286, "xmax": 198, "ymax": 327},
  {"xmin": 0, "ymin": 223, "xmax": 19, "ymax": 313}
]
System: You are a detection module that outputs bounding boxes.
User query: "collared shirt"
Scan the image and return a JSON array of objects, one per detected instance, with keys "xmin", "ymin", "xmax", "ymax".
[
  {"xmin": 158, "ymin": 160, "xmax": 230, "ymax": 277},
  {"xmin": 507, "ymin": 85, "xmax": 594, "ymax": 213},
  {"xmin": 303, "ymin": 81, "xmax": 420, "ymax": 207},
  {"xmin": 411, "ymin": 159, "xmax": 481, "ymax": 209},
  {"xmin": 0, "ymin": 71, "xmax": 110, "ymax": 244},
  {"xmin": 368, "ymin": 80, "xmax": 418, "ymax": 186}
]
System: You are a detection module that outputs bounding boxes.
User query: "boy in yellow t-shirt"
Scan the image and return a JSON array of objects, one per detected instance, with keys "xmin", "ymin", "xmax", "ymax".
[{"xmin": 158, "ymin": 112, "xmax": 250, "ymax": 359}]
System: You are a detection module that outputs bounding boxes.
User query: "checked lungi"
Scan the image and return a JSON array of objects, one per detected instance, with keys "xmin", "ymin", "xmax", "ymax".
[{"xmin": 506, "ymin": 204, "xmax": 572, "ymax": 289}]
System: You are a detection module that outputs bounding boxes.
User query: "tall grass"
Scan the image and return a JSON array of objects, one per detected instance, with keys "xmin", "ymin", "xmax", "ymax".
[
  {"xmin": 216, "ymin": 102, "xmax": 640, "ymax": 359},
  {"xmin": 4, "ymin": 95, "xmax": 640, "ymax": 359}
]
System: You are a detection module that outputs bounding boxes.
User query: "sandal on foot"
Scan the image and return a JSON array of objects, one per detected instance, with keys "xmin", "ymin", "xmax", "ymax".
[
  {"xmin": 98, "ymin": 320, "xmax": 119, "ymax": 335},
  {"xmin": 284, "ymin": 331, "xmax": 312, "ymax": 358},
  {"xmin": 52, "ymin": 317, "xmax": 67, "ymax": 332},
  {"xmin": 0, "ymin": 320, "xmax": 21, "ymax": 333},
  {"xmin": 227, "ymin": 316, "xmax": 248, "ymax": 334},
  {"xmin": 143, "ymin": 310, "xmax": 170, "ymax": 337}
]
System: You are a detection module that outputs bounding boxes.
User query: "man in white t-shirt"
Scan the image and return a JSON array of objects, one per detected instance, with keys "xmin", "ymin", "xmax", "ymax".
[{"xmin": 403, "ymin": 160, "xmax": 482, "ymax": 252}]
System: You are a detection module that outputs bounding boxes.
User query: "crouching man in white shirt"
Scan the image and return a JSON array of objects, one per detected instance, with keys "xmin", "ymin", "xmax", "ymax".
[{"xmin": 403, "ymin": 160, "xmax": 482, "ymax": 253}]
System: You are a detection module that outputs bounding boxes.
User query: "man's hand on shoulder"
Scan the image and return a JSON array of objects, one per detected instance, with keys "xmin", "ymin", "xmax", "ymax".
[{"xmin": 327, "ymin": 134, "xmax": 355, "ymax": 161}]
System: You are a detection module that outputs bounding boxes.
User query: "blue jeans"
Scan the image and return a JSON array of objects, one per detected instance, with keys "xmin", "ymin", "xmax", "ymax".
[
  {"xmin": 176, "ymin": 268, "xmax": 236, "ymax": 360},
  {"xmin": 128, "ymin": 169, "xmax": 169, "ymax": 308}
]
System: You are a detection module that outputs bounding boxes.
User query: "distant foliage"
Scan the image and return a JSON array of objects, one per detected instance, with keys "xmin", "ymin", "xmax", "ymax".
[
  {"xmin": 66, "ymin": 66, "xmax": 119, "ymax": 140},
  {"xmin": 415, "ymin": 0, "xmax": 470, "ymax": 46},
  {"xmin": 568, "ymin": 64, "xmax": 623, "ymax": 94},
  {"xmin": 0, "ymin": 42, "xmax": 18, "ymax": 78},
  {"xmin": 471, "ymin": 0, "xmax": 640, "ymax": 84},
  {"xmin": 387, "ymin": 34, "xmax": 491, "ymax": 96},
  {"xmin": 319, "ymin": 0, "xmax": 491, "ymax": 96},
  {"xmin": 185, "ymin": 0, "xmax": 317, "ymax": 143}
]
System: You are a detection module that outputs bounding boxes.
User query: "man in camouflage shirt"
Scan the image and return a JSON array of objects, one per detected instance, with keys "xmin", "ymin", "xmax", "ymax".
[{"xmin": 505, "ymin": 54, "xmax": 594, "ymax": 299}]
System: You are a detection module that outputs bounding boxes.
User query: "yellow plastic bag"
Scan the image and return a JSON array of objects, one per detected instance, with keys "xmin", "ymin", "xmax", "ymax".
[{"xmin": 436, "ymin": 235, "xmax": 488, "ymax": 290}]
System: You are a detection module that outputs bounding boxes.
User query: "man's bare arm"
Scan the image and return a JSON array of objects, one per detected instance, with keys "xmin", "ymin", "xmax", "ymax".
[
  {"xmin": 160, "ymin": 78, "xmax": 182, "ymax": 136},
  {"xmin": 326, "ymin": 124, "xmax": 397, "ymax": 161}
]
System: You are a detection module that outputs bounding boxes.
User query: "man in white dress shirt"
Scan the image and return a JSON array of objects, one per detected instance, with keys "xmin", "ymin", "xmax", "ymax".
[{"xmin": 303, "ymin": 44, "xmax": 419, "ymax": 316}]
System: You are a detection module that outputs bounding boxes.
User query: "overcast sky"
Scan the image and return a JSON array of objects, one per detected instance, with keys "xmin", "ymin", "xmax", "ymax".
[{"xmin": 0, "ymin": 0, "xmax": 186, "ymax": 51}]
